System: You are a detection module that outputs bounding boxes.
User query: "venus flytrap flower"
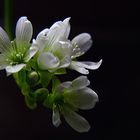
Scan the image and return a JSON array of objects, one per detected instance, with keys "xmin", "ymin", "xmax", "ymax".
[
  {"xmin": 44, "ymin": 76, "xmax": 98, "ymax": 132},
  {"xmin": 70, "ymin": 33, "xmax": 102, "ymax": 74},
  {"xmin": 0, "ymin": 17, "xmax": 38, "ymax": 74},
  {"xmin": 35, "ymin": 18, "xmax": 72, "ymax": 72},
  {"xmin": 0, "ymin": 16, "xmax": 102, "ymax": 133},
  {"xmin": 36, "ymin": 17, "xmax": 102, "ymax": 74}
]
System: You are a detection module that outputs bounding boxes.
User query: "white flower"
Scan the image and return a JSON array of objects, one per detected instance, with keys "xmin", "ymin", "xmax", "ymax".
[
  {"xmin": 36, "ymin": 18, "xmax": 102, "ymax": 74},
  {"xmin": 70, "ymin": 33, "xmax": 102, "ymax": 74},
  {"xmin": 49, "ymin": 76, "xmax": 98, "ymax": 132},
  {"xmin": 0, "ymin": 17, "xmax": 38, "ymax": 74},
  {"xmin": 35, "ymin": 18, "xmax": 73, "ymax": 72}
]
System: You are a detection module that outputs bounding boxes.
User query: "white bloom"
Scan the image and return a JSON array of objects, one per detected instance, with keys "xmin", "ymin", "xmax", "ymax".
[
  {"xmin": 35, "ymin": 18, "xmax": 73, "ymax": 72},
  {"xmin": 51, "ymin": 76, "xmax": 98, "ymax": 132},
  {"xmin": 70, "ymin": 33, "xmax": 102, "ymax": 74},
  {"xmin": 0, "ymin": 17, "xmax": 38, "ymax": 74},
  {"xmin": 36, "ymin": 18, "xmax": 102, "ymax": 74}
]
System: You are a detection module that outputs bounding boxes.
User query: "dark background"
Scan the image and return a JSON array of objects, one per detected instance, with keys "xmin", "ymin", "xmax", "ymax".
[{"xmin": 0, "ymin": 0, "xmax": 139, "ymax": 140}]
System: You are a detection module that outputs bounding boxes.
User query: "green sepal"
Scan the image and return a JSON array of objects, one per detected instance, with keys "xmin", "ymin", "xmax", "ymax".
[
  {"xmin": 34, "ymin": 88, "xmax": 49, "ymax": 103},
  {"xmin": 27, "ymin": 57, "xmax": 38, "ymax": 70},
  {"xmin": 13, "ymin": 72, "xmax": 21, "ymax": 87},
  {"xmin": 52, "ymin": 76, "xmax": 61, "ymax": 94},
  {"xmin": 43, "ymin": 94, "xmax": 54, "ymax": 109},
  {"xmin": 39, "ymin": 70, "xmax": 53, "ymax": 88},
  {"xmin": 21, "ymin": 84, "xmax": 30, "ymax": 95},
  {"xmin": 13, "ymin": 70, "xmax": 30, "ymax": 95},
  {"xmin": 43, "ymin": 76, "xmax": 61, "ymax": 109},
  {"xmin": 25, "ymin": 94, "xmax": 37, "ymax": 110},
  {"xmin": 54, "ymin": 68, "xmax": 67, "ymax": 75}
]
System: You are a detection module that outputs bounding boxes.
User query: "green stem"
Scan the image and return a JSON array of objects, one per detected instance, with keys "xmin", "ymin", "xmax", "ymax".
[{"xmin": 4, "ymin": 0, "xmax": 13, "ymax": 39}]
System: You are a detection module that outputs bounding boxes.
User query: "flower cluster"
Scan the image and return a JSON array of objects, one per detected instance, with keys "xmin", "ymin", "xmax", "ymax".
[{"xmin": 0, "ymin": 17, "xmax": 102, "ymax": 132}]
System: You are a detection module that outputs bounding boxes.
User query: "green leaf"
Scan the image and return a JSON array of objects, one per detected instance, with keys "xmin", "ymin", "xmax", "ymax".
[
  {"xmin": 52, "ymin": 76, "xmax": 61, "ymax": 94},
  {"xmin": 25, "ymin": 95, "xmax": 37, "ymax": 110}
]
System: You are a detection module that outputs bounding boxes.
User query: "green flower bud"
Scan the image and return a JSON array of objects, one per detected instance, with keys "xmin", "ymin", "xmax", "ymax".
[{"xmin": 27, "ymin": 71, "xmax": 39, "ymax": 86}]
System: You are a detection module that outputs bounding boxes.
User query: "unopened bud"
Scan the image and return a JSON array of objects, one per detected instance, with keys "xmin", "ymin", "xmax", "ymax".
[{"xmin": 27, "ymin": 71, "xmax": 39, "ymax": 85}]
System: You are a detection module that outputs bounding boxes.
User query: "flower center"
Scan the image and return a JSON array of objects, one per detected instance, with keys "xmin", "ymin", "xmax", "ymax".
[{"xmin": 9, "ymin": 52, "xmax": 24, "ymax": 65}]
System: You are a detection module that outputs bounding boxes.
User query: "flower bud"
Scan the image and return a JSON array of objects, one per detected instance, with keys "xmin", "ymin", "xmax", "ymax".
[{"xmin": 27, "ymin": 71, "xmax": 39, "ymax": 85}]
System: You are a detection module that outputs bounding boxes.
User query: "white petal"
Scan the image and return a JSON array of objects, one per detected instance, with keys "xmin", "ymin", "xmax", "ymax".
[
  {"xmin": 70, "ymin": 61, "xmax": 89, "ymax": 74},
  {"xmin": 24, "ymin": 41, "xmax": 38, "ymax": 62},
  {"xmin": 55, "ymin": 81, "xmax": 72, "ymax": 94},
  {"xmin": 71, "ymin": 76, "xmax": 90, "ymax": 90},
  {"xmin": 36, "ymin": 29, "xmax": 49, "ymax": 52},
  {"xmin": 0, "ymin": 54, "xmax": 8, "ymax": 70},
  {"xmin": 60, "ymin": 81, "xmax": 72, "ymax": 88},
  {"xmin": 47, "ymin": 17, "xmax": 70, "ymax": 42},
  {"xmin": 63, "ymin": 108, "xmax": 90, "ymax": 132},
  {"xmin": 53, "ymin": 41, "xmax": 72, "ymax": 58},
  {"xmin": 73, "ymin": 59, "xmax": 103, "ymax": 70},
  {"xmin": 16, "ymin": 17, "xmax": 33, "ymax": 45},
  {"xmin": 0, "ymin": 27, "xmax": 12, "ymax": 53},
  {"xmin": 62, "ymin": 17, "xmax": 71, "ymax": 39},
  {"xmin": 59, "ymin": 56, "xmax": 71, "ymax": 68},
  {"xmin": 71, "ymin": 33, "xmax": 92, "ymax": 58},
  {"xmin": 6, "ymin": 64, "xmax": 26, "ymax": 73},
  {"xmin": 52, "ymin": 106, "xmax": 61, "ymax": 127},
  {"xmin": 65, "ymin": 87, "xmax": 98, "ymax": 110},
  {"xmin": 50, "ymin": 55, "xmax": 71, "ymax": 72},
  {"xmin": 47, "ymin": 21, "xmax": 62, "ymax": 42},
  {"xmin": 49, "ymin": 41, "xmax": 72, "ymax": 68},
  {"xmin": 37, "ymin": 52, "xmax": 60, "ymax": 70},
  {"xmin": 36, "ymin": 28, "xmax": 49, "ymax": 40}
]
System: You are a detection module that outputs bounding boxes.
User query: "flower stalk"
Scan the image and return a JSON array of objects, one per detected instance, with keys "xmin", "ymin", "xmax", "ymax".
[{"xmin": 4, "ymin": 0, "xmax": 13, "ymax": 40}]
